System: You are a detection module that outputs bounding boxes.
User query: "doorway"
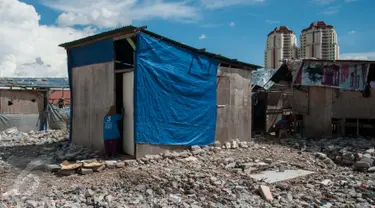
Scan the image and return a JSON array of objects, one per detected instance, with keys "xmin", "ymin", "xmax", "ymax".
[{"xmin": 114, "ymin": 36, "xmax": 136, "ymax": 156}]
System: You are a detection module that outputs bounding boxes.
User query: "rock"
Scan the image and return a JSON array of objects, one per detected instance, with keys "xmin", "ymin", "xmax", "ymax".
[
  {"xmin": 264, "ymin": 158, "xmax": 273, "ymax": 164},
  {"xmin": 192, "ymin": 149, "xmax": 205, "ymax": 155},
  {"xmin": 342, "ymin": 159, "xmax": 355, "ymax": 166},
  {"xmin": 58, "ymin": 169, "xmax": 76, "ymax": 176},
  {"xmin": 259, "ymin": 185, "xmax": 273, "ymax": 201},
  {"xmin": 26, "ymin": 200, "xmax": 38, "ymax": 208},
  {"xmin": 184, "ymin": 156, "xmax": 198, "ymax": 162},
  {"xmin": 191, "ymin": 145, "xmax": 201, "ymax": 151},
  {"xmin": 278, "ymin": 165, "xmax": 285, "ymax": 172},
  {"xmin": 366, "ymin": 148, "xmax": 375, "ymax": 154},
  {"xmin": 81, "ymin": 168, "xmax": 94, "ymax": 175},
  {"xmin": 320, "ymin": 179, "xmax": 332, "ymax": 186},
  {"xmin": 124, "ymin": 160, "xmax": 138, "ymax": 166},
  {"xmin": 275, "ymin": 182, "xmax": 289, "ymax": 190},
  {"xmin": 257, "ymin": 162, "xmax": 269, "ymax": 171},
  {"xmin": 105, "ymin": 195, "xmax": 114, "ymax": 204},
  {"xmin": 85, "ymin": 189, "xmax": 95, "ymax": 197},
  {"xmin": 354, "ymin": 157, "xmax": 374, "ymax": 170},
  {"xmin": 169, "ymin": 194, "xmax": 182, "ymax": 203},
  {"xmin": 146, "ymin": 189, "xmax": 153, "ymax": 196},
  {"xmin": 355, "ymin": 153, "xmax": 363, "ymax": 160},
  {"xmin": 93, "ymin": 165, "xmax": 105, "ymax": 172},
  {"xmin": 239, "ymin": 141, "xmax": 249, "ymax": 148},
  {"xmin": 225, "ymin": 142, "xmax": 231, "ymax": 149},
  {"xmin": 225, "ymin": 162, "xmax": 236, "ymax": 169},
  {"xmin": 45, "ymin": 164, "xmax": 61, "ymax": 172},
  {"xmin": 368, "ymin": 166, "xmax": 375, "ymax": 172},
  {"xmin": 231, "ymin": 140, "xmax": 238, "ymax": 149},
  {"xmin": 115, "ymin": 162, "xmax": 125, "ymax": 168},
  {"xmin": 315, "ymin": 152, "xmax": 327, "ymax": 159},
  {"xmin": 178, "ymin": 151, "xmax": 190, "ymax": 158},
  {"xmin": 214, "ymin": 141, "xmax": 221, "ymax": 147},
  {"xmin": 105, "ymin": 160, "xmax": 117, "ymax": 168},
  {"xmin": 363, "ymin": 153, "xmax": 372, "ymax": 159}
]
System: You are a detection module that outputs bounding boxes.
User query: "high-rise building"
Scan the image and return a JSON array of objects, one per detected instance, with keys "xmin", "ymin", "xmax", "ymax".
[
  {"xmin": 299, "ymin": 21, "xmax": 339, "ymax": 60},
  {"xmin": 264, "ymin": 26, "xmax": 298, "ymax": 69}
]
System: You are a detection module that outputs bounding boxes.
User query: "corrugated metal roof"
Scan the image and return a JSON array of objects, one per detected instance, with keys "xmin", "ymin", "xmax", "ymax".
[
  {"xmin": 59, "ymin": 25, "xmax": 263, "ymax": 70},
  {"xmin": 0, "ymin": 78, "xmax": 69, "ymax": 88},
  {"xmin": 251, "ymin": 68, "xmax": 277, "ymax": 90}
]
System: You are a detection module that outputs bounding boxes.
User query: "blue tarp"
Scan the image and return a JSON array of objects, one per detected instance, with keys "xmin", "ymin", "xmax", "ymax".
[{"xmin": 134, "ymin": 33, "xmax": 219, "ymax": 146}]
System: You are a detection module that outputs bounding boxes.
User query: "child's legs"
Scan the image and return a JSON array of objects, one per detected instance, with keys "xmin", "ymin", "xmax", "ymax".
[
  {"xmin": 110, "ymin": 139, "xmax": 119, "ymax": 156},
  {"xmin": 104, "ymin": 140, "xmax": 112, "ymax": 156}
]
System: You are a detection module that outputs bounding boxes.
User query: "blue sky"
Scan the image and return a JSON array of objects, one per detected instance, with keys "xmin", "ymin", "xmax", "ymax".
[{"xmin": 1, "ymin": 0, "xmax": 374, "ymax": 77}]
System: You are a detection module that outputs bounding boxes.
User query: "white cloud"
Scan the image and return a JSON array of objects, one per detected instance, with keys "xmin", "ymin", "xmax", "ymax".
[
  {"xmin": 340, "ymin": 52, "xmax": 375, "ymax": 60},
  {"xmin": 229, "ymin": 21, "xmax": 236, "ymax": 27},
  {"xmin": 199, "ymin": 34, "xmax": 207, "ymax": 40},
  {"xmin": 320, "ymin": 5, "xmax": 340, "ymax": 15},
  {"xmin": 265, "ymin": 20, "xmax": 280, "ymax": 24},
  {"xmin": 0, "ymin": 0, "xmax": 94, "ymax": 77},
  {"xmin": 348, "ymin": 30, "xmax": 356, "ymax": 34},
  {"xmin": 200, "ymin": 0, "xmax": 265, "ymax": 9},
  {"xmin": 43, "ymin": 0, "xmax": 200, "ymax": 28}
]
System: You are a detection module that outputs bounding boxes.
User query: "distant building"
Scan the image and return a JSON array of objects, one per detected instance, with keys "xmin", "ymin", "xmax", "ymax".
[
  {"xmin": 264, "ymin": 26, "xmax": 298, "ymax": 69},
  {"xmin": 299, "ymin": 21, "xmax": 339, "ymax": 60}
]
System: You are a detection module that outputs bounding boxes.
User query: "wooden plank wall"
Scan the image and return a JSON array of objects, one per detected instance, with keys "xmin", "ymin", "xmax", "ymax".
[
  {"xmin": 304, "ymin": 87, "xmax": 333, "ymax": 137},
  {"xmin": 332, "ymin": 88, "xmax": 375, "ymax": 119},
  {"xmin": 215, "ymin": 67, "xmax": 252, "ymax": 143},
  {"xmin": 0, "ymin": 90, "xmax": 43, "ymax": 114},
  {"xmin": 72, "ymin": 62, "xmax": 114, "ymax": 152}
]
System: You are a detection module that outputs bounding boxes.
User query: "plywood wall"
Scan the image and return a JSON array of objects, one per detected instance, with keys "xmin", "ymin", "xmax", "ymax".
[
  {"xmin": 0, "ymin": 90, "xmax": 44, "ymax": 114},
  {"xmin": 215, "ymin": 67, "xmax": 252, "ymax": 143},
  {"xmin": 71, "ymin": 62, "xmax": 114, "ymax": 152},
  {"xmin": 332, "ymin": 88, "xmax": 375, "ymax": 119},
  {"xmin": 304, "ymin": 87, "xmax": 333, "ymax": 137}
]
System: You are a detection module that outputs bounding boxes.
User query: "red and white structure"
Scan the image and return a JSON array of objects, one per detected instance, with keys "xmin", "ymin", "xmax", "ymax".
[
  {"xmin": 299, "ymin": 21, "xmax": 339, "ymax": 60},
  {"xmin": 264, "ymin": 26, "xmax": 298, "ymax": 69}
]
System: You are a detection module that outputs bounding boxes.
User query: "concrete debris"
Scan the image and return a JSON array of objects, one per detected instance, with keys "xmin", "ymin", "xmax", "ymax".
[
  {"xmin": 115, "ymin": 161, "xmax": 125, "ymax": 168},
  {"xmin": 259, "ymin": 185, "xmax": 273, "ymax": 201},
  {"xmin": 81, "ymin": 168, "xmax": 94, "ymax": 175},
  {"xmin": 320, "ymin": 179, "xmax": 332, "ymax": 186},
  {"xmin": 2, "ymin": 134, "xmax": 375, "ymax": 207}
]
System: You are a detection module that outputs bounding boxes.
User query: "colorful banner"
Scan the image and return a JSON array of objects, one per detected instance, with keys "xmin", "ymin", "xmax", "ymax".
[{"xmin": 295, "ymin": 61, "xmax": 370, "ymax": 91}]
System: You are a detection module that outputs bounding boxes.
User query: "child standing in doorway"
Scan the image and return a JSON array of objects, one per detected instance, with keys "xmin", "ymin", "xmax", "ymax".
[{"xmin": 104, "ymin": 106, "xmax": 122, "ymax": 157}]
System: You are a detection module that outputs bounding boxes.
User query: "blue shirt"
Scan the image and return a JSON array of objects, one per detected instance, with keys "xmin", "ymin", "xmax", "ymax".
[
  {"xmin": 277, "ymin": 120, "xmax": 287, "ymax": 125},
  {"xmin": 103, "ymin": 114, "xmax": 122, "ymax": 140}
]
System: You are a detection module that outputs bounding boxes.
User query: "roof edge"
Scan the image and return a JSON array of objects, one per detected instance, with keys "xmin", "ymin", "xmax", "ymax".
[{"xmin": 59, "ymin": 25, "xmax": 263, "ymax": 70}]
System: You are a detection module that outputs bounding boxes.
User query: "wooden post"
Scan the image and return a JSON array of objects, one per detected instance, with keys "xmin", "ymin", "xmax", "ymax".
[
  {"xmin": 340, "ymin": 119, "xmax": 346, "ymax": 136},
  {"xmin": 357, "ymin": 119, "xmax": 360, "ymax": 136}
]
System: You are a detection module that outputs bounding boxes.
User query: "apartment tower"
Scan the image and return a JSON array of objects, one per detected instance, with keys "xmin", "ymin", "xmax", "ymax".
[
  {"xmin": 299, "ymin": 21, "xmax": 339, "ymax": 60},
  {"xmin": 264, "ymin": 26, "xmax": 298, "ymax": 69}
]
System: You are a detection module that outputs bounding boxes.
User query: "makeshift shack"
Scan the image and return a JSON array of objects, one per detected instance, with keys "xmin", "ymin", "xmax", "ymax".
[
  {"xmin": 0, "ymin": 78, "xmax": 69, "ymax": 132},
  {"xmin": 272, "ymin": 59, "xmax": 375, "ymax": 137},
  {"xmin": 251, "ymin": 68, "xmax": 293, "ymax": 134},
  {"xmin": 59, "ymin": 25, "xmax": 262, "ymax": 158}
]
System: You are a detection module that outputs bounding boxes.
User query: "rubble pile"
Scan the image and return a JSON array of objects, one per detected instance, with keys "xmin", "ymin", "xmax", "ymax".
[
  {"xmin": 2, "ymin": 138, "xmax": 375, "ymax": 207},
  {"xmin": 280, "ymin": 135, "xmax": 375, "ymax": 172},
  {"xmin": 0, "ymin": 127, "xmax": 68, "ymax": 147}
]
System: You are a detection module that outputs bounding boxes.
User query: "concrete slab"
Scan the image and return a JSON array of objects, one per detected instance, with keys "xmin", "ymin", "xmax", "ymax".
[{"xmin": 250, "ymin": 169, "xmax": 315, "ymax": 183}]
